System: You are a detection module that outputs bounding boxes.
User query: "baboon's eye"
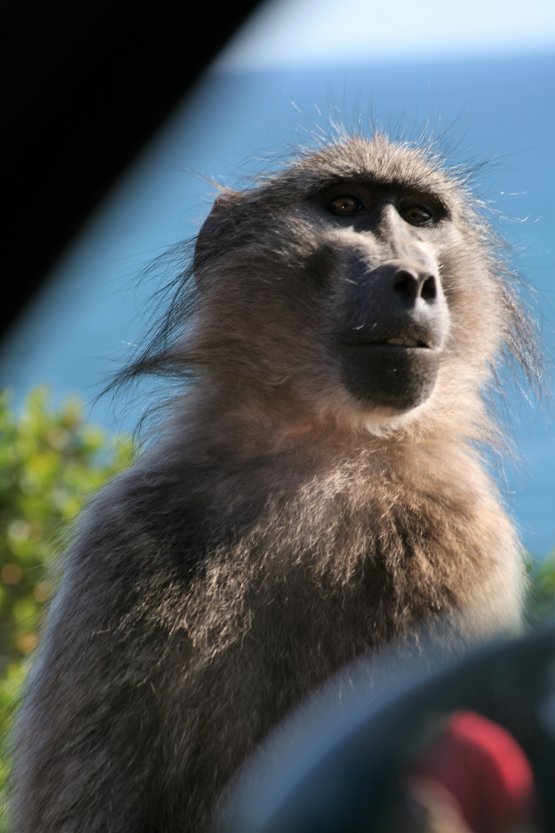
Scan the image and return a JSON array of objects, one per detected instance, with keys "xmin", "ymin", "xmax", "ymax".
[
  {"xmin": 400, "ymin": 204, "xmax": 435, "ymax": 226},
  {"xmin": 328, "ymin": 195, "xmax": 364, "ymax": 217}
]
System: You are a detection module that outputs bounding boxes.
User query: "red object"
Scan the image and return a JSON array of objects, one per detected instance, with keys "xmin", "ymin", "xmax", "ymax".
[{"xmin": 411, "ymin": 710, "xmax": 536, "ymax": 833}]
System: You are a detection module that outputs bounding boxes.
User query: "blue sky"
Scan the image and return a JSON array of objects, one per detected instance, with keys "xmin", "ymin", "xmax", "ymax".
[{"xmin": 216, "ymin": 0, "xmax": 555, "ymax": 71}]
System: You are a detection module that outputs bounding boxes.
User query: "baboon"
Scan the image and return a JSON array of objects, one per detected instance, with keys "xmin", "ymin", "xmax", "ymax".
[{"xmin": 12, "ymin": 133, "xmax": 538, "ymax": 833}]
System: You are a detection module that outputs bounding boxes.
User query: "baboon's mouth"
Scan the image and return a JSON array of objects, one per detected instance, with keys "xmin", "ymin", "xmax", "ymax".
[
  {"xmin": 340, "ymin": 337, "xmax": 433, "ymax": 350},
  {"xmin": 381, "ymin": 337, "xmax": 430, "ymax": 348}
]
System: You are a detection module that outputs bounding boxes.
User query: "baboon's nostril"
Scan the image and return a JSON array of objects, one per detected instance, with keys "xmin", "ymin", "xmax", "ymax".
[
  {"xmin": 393, "ymin": 269, "xmax": 438, "ymax": 303},
  {"xmin": 393, "ymin": 270, "xmax": 418, "ymax": 298},
  {"xmin": 421, "ymin": 274, "xmax": 437, "ymax": 301}
]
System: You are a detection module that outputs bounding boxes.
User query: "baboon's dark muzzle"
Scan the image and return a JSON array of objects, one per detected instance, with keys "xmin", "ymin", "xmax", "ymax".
[{"xmin": 337, "ymin": 258, "xmax": 450, "ymax": 412}]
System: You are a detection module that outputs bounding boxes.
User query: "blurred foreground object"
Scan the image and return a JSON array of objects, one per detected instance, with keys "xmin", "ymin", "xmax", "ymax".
[
  {"xmin": 224, "ymin": 625, "xmax": 555, "ymax": 833},
  {"xmin": 0, "ymin": 0, "xmax": 260, "ymax": 341},
  {"xmin": 406, "ymin": 711, "xmax": 537, "ymax": 833}
]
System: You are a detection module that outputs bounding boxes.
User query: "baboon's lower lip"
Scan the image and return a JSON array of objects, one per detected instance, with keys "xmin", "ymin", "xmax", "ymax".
[{"xmin": 338, "ymin": 341, "xmax": 440, "ymax": 410}]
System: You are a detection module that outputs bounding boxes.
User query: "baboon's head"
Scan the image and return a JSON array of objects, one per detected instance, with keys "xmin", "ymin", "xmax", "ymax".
[{"xmin": 147, "ymin": 135, "xmax": 536, "ymax": 437}]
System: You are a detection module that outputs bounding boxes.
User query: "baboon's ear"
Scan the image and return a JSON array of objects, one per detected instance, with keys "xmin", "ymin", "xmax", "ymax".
[{"xmin": 194, "ymin": 190, "xmax": 238, "ymax": 273}]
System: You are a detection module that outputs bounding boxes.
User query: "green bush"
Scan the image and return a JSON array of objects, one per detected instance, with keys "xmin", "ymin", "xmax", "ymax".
[
  {"xmin": 528, "ymin": 550, "xmax": 555, "ymax": 623},
  {"xmin": 0, "ymin": 388, "xmax": 135, "ymax": 830},
  {"xmin": 0, "ymin": 387, "xmax": 553, "ymax": 831}
]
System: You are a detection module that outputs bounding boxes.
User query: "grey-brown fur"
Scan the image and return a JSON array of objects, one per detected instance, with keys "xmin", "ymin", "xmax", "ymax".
[{"xmin": 11, "ymin": 134, "xmax": 539, "ymax": 832}]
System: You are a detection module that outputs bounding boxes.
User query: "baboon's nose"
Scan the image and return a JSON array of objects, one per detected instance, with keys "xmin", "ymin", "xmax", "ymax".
[{"xmin": 392, "ymin": 267, "xmax": 438, "ymax": 304}]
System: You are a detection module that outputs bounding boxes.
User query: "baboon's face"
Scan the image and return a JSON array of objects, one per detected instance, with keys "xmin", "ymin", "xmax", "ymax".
[
  {"xmin": 194, "ymin": 138, "xmax": 500, "ymax": 425},
  {"xmin": 305, "ymin": 180, "xmax": 450, "ymax": 412}
]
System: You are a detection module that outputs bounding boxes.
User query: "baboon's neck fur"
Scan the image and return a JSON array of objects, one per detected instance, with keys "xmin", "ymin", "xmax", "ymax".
[
  {"xmin": 166, "ymin": 372, "xmax": 494, "ymax": 467},
  {"xmin": 154, "ymin": 380, "xmax": 522, "ymax": 649}
]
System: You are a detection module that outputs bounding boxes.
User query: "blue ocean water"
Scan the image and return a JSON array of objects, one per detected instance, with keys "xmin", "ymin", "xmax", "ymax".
[{"xmin": 1, "ymin": 52, "xmax": 554, "ymax": 556}]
